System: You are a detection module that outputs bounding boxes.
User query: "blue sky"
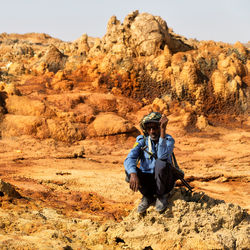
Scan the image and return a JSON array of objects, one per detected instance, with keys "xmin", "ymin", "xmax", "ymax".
[{"xmin": 1, "ymin": 0, "xmax": 249, "ymax": 43}]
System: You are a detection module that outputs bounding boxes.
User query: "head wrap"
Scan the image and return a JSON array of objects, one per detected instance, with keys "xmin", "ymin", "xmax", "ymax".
[{"xmin": 140, "ymin": 112, "xmax": 162, "ymax": 135}]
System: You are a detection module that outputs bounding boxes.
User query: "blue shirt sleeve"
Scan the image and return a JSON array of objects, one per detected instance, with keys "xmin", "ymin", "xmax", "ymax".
[
  {"xmin": 124, "ymin": 135, "xmax": 145, "ymax": 175},
  {"xmin": 157, "ymin": 135, "xmax": 175, "ymax": 162}
]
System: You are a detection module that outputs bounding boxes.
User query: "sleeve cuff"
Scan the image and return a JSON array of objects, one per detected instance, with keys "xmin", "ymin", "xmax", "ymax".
[{"xmin": 127, "ymin": 169, "xmax": 137, "ymax": 175}]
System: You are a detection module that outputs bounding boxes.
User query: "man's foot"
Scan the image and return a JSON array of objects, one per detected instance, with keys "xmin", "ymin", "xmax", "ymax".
[
  {"xmin": 155, "ymin": 195, "xmax": 168, "ymax": 212},
  {"xmin": 137, "ymin": 196, "xmax": 155, "ymax": 213}
]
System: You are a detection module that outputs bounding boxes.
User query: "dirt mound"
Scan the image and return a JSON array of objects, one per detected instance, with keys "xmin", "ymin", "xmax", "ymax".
[
  {"xmin": 1, "ymin": 187, "xmax": 247, "ymax": 249},
  {"xmin": 103, "ymin": 188, "xmax": 249, "ymax": 249},
  {"xmin": 0, "ymin": 184, "xmax": 248, "ymax": 249}
]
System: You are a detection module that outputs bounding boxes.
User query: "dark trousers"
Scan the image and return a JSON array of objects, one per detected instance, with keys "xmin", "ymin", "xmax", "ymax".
[{"xmin": 126, "ymin": 159, "xmax": 176, "ymax": 198}]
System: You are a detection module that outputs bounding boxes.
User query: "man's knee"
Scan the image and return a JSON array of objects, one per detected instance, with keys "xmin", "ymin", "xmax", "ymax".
[{"xmin": 125, "ymin": 169, "xmax": 143, "ymax": 183}]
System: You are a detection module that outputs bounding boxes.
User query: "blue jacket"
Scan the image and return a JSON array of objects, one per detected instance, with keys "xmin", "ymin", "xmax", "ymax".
[{"xmin": 124, "ymin": 134, "xmax": 175, "ymax": 175}]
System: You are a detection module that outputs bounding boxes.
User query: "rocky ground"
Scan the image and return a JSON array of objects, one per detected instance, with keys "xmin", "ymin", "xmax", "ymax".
[
  {"xmin": 0, "ymin": 10, "xmax": 249, "ymax": 249},
  {"xmin": 0, "ymin": 111, "xmax": 249, "ymax": 249}
]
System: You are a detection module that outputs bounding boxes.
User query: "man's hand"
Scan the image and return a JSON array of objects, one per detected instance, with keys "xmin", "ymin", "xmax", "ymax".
[
  {"xmin": 129, "ymin": 173, "xmax": 140, "ymax": 192},
  {"xmin": 160, "ymin": 115, "xmax": 169, "ymax": 129},
  {"xmin": 160, "ymin": 115, "xmax": 168, "ymax": 138}
]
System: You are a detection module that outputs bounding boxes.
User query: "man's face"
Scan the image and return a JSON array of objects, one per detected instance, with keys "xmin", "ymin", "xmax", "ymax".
[{"xmin": 145, "ymin": 122, "xmax": 160, "ymax": 141}]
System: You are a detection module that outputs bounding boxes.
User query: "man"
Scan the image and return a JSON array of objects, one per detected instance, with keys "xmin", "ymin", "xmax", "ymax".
[{"xmin": 124, "ymin": 112, "xmax": 176, "ymax": 213}]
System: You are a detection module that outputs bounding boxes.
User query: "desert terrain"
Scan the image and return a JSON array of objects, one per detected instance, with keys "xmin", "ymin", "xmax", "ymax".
[{"xmin": 0, "ymin": 11, "xmax": 249, "ymax": 249}]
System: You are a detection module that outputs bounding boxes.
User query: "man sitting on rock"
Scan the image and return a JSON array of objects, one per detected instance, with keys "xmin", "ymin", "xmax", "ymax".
[{"xmin": 124, "ymin": 112, "xmax": 176, "ymax": 213}]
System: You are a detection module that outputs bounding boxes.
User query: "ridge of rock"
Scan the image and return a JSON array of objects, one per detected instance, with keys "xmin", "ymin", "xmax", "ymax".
[{"xmin": 0, "ymin": 10, "xmax": 249, "ymax": 141}]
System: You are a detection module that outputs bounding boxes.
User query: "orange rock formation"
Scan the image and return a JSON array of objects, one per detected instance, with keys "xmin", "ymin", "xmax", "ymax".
[{"xmin": 0, "ymin": 11, "xmax": 249, "ymax": 249}]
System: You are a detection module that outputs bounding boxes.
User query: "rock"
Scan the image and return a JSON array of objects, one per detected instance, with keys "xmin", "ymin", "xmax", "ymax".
[
  {"xmin": 102, "ymin": 188, "xmax": 249, "ymax": 249},
  {"xmin": 100, "ymin": 11, "xmax": 193, "ymax": 58},
  {"xmin": 233, "ymin": 41, "xmax": 248, "ymax": 57},
  {"xmin": 196, "ymin": 115, "xmax": 208, "ymax": 130},
  {"xmin": 46, "ymin": 119, "xmax": 84, "ymax": 142},
  {"xmin": 52, "ymin": 70, "xmax": 67, "ymax": 82},
  {"xmin": 50, "ymin": 70, "xmax": 74, "ymax": 90},
  {"xmin": 41, "ymin": 44, "xmax": 68, "ymax": 73},
  {"xmin": 13, "ymin": 43, "xmax": 34, "ymax": 57},
  {"xmin": 75, "ymin": 33, "xmax": 90, "ymax": 56},
  {"xmin": 152, "ymin": 97, "xmax": 169, "ymax": 113},
  {"xmin": 0, "ymin": 82, "xmax": 20, "ymax": 96},
  {"xmin": 0, "ymin": 18, "xmax": 249, "ymax": 249},
  {"xmin": 0, "ymin": 106, "xmax": 5, "ymax": 121},
  {"xmin": 88, "ymin": 113, "xmax": 137, "ymax": 136},
  {"xmin": 6, "ymin": 96, "xmax": 46, "ymax": 116},
  {"xmin": 0, "ymin": 114, "xmax": 46, "ymax": 138},
  {"xmin": 86, "ymin": 93, "xmax": 117, "ymax": 112},
  {"xmin": 129, "ymin": 12, "xmax": 170, "ymax": 56},
  {"xmin": 217, "ymin": 52, "xmax": 246, "ymax": 77},
  {"xmin": 0, "ymin": 11, "xmax": 249, "ymax": 141},
  {"xmin": 72, "ymin": 145, "xmax": 85, "ymax": 158},
  {"xmin": 7, "ymin": 62, "xmax": 26, "ymax": 76},
  {"xmin": 73, "ymin": 103, "xmax": 95, "ymax": 124},
  {"xmin": 211, "ymin": 70, "xmax": 228, "ymax": 96},
  {"xmin": 51, "ymin": 79, "xmax": 74, "ymax": 91},
  {"xmin": 0, "ymin": 179, "xmax": 22, "ymax": 198},
  {"xmin": 182, "ymin": 112, "xmax": 197, "ymax": 129}
]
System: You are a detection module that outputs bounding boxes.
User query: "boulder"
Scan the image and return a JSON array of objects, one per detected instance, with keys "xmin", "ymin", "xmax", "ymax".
[
  {"xmin": 46, "ymin": 119, "xmax": 85, "ymax": 142},
  {"xmin": 74, "ymin": 33, "xmax": 90, "ymax": 56},
  {"xmin": 6, "ymin": 95, "xmax": 46, "ymax": 116},
  {"xmin": 128, "ymin": 12, "xmax": 170, "ymax": 56},
  {"xmin": 72, "ymin": 103, "xmax": 95, "ymax": 124},
  {"xmin": 41, "ymin": 44, "xmax": 68, "ymax": 73},
  {"xmin": 0, "ymin": 114, "xmax": 46, "ymax": 138},
  {"xmin": 196, "ymin": 115, "xmax": 209, "ymax": 130},
  {"xmin": 88, "ymin": 113, "xmax": 137, "ymax": 136},
  {"xmin": 100, "ymin": 11, "xmax": 193, "ymax": 57},
  {"xmin": 86, "ymin": 93, "xmax": 117, "ymax": 112},
  {"xmin": 72, "ymin": 145, "xmax": 85, "ymax": 158}
]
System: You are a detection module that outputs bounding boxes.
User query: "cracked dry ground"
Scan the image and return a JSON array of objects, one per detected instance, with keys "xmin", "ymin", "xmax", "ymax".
[{"xmin": 0, "ymin": 120, "xmax": 249, "ymax": 248}]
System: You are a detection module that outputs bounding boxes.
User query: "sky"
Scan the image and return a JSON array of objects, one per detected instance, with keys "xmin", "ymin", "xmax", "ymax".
[{"xmin": 1, "ymin": 0, "xmax": 249, "ymax": 44}]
